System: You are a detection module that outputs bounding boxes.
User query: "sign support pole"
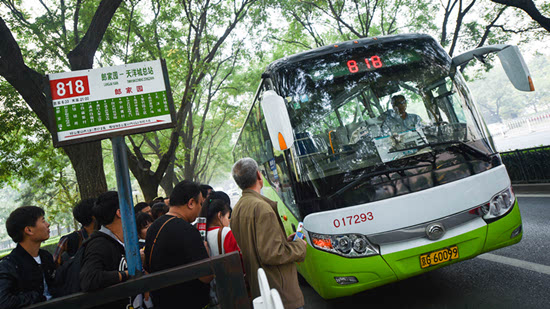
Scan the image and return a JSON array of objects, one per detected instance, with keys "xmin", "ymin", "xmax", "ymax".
[{"xmin": 111, "ymin": 136, "xmax": 142, "ymax": 276}]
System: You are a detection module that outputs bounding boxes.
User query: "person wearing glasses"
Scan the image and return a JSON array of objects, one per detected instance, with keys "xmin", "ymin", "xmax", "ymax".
[{"xmin": 381, "ymin": 95, "xmax": 423, "ymax": 135}]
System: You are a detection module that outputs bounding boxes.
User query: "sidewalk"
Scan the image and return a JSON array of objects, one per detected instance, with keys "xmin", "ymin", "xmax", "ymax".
[{"xmin": 512, "ymin": 183, "xmax": 550, "ymax": 195}]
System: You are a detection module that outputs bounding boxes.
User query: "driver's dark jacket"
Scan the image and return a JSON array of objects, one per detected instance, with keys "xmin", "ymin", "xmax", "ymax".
[{"xmin": 0, "ymin": 244, "xmax": 57, "ymax": 309}]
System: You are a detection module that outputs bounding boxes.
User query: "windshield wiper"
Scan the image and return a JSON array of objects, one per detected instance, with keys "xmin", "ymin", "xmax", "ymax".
[{"xmin": 389, "ymin": 139, "xmax": 494, "ymax": 161}]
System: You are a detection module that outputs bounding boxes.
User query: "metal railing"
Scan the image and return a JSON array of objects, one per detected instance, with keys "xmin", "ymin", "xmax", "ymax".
[
  {"xmin": 501, "ymin": 146, "xmax": 550, "ymax": 184},
  {"xmin": 488, "ymin": 112, "xmax": 550, "ymax": 137},
  {"xmin": 505, "ymin": 113, "xmax": 550, "ymax": 133},
  {"xmin": 26, "ymin": 251, "xmax": 250, "ymax": 309}
]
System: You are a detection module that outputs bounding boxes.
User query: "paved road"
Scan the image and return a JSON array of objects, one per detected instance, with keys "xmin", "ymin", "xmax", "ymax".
[
  {"xmin": 493, "ymin": 129, "xmax": 550, "ymax": 151},
  {"xmin": 301, "ymin": 196, "xmax": 550, "ymax": 309}
]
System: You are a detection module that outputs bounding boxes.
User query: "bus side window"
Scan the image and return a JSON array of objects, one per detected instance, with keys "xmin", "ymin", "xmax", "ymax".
[
  {"xmin": 239, "ymin": 81, "xmax": 275, "ymax": 166},
  {"xmin": 273, "ymin": 149, "xmax": 300, "ymax": 220},
  {"xmin": 239, "ymin": 105, "xmax": 263, "ymax": 164}
]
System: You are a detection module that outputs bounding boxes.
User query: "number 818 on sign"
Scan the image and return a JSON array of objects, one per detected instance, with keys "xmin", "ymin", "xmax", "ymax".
[{"xmin": 49, "ymin": 76, "xmax": 90, "ymax": 100}]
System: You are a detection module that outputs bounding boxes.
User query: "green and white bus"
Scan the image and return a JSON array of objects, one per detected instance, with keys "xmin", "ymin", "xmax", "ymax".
[{"xmin": 233, "ymin": 34, "xmax": 533, "ymax": 299}]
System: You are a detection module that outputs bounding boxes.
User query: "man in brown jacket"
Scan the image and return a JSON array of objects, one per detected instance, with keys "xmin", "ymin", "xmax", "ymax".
[{"xmin": 231, "ymin": 157, "xmax": 307, "ymax": 309}]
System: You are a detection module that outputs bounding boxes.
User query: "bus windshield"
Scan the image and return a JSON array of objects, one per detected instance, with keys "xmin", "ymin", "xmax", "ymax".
[{"xmin": 271, "ymin": 38, "xmax": 498, "ymax": 214}]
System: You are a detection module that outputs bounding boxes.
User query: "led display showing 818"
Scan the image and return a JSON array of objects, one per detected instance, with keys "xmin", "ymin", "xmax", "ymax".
[{"xmin": 346, "ymin": 55, "xmax": 384, "ymax": 73}]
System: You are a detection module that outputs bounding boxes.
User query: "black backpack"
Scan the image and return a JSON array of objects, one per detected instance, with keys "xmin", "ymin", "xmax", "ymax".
[
  {"xmin": 65, "ymin": 230, "xmax": 85, "ymax": 256},
  {"xmin": 54, "ymin": 236, "xmax": 91, "ymax": 297},
  {"xmin": 57, "ymin": 230, "xmax": 84, "ymax": 264}
]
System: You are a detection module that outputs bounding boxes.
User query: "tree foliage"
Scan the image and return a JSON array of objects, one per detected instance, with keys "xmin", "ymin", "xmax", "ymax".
[{"xmin": 272, "ymin": 0, "xmax": 438, "ymax": 49}]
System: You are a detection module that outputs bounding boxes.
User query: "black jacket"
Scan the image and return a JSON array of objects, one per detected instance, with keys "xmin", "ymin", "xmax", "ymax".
[
  {"xmin": 79, "ymin": 229, "xmax": 130, "ymax": 309},
  {"xmin": 0, "ymin": 244, "xmax": 57, "ymax": 309}
]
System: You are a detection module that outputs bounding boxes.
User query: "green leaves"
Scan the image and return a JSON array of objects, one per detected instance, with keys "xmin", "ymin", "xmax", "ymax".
[{"xmin": 0, "ymin": 80, "xmax": 50, "ymax": 185}]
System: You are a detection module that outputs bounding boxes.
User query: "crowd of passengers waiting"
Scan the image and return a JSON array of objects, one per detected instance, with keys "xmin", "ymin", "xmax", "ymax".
[{"xmin": 0, "ymin": 158, "xmax": 307, "ymax": 309}]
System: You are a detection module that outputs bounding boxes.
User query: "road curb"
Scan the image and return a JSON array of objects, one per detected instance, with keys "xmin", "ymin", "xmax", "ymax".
[{"xmin": 512, "ymin": 183, "xmax": 550, "ymax": 195}]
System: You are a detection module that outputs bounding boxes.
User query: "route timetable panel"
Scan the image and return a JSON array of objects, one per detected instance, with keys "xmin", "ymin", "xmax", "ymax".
[{"xmin": 47, "ymin": 59, "xmax": 175, "ymax": 147}]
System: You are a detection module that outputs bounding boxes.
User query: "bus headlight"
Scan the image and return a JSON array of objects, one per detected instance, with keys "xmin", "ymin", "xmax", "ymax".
[
  {"xmin": 310, "ymin": 233, "xmax": 379, "ymax": 257},
  {"xmin": 481, "ymin": 187, "xmax": 515, "ymax": 221},
  {"xmin": 335, "ymin": 235, "xmax": 352, "ymax": 253}
]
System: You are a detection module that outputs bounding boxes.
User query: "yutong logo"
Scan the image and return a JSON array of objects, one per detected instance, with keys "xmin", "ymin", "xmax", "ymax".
[{"xmin": 425, "ymin": 223, "xmax": 446, "ymax": 240}]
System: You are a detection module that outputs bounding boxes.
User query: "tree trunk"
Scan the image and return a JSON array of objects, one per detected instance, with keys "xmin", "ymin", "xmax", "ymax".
[
  {"xmin": 184, "ymin": 152, "xmax": 195, "ymax": 181},
  {"xmin": 448, "ymin": 0, "xmax": 477, "ymax": 56},
  {"xmin": 126, "ymin": 146, "xmax": 160, "ymax": 202},
  {"xmin": 63, "ymin": 141, "xmax": 108, "ymax": 199},
  {"xmin": 136, "ymin": 178, "xmax": 160, "ymax": 202},
  {"xmin": 440, "ymin": 0, "xmax": 458, "ymax": 46},
  {"xmin": 160, "ymin": 160, "xmax": 176, "ymax": 196},
  {"xmin": 127, "ymin": 130, "xmax": 179, "ymax": 202}
]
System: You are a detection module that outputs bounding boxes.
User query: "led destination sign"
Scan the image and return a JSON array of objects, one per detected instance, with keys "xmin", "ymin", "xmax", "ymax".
[
  {"xmin": 306, "ymin": 48, "xmax": 422, "ymax": 82},
  {"xmin": 346, "ymin": 55, "xmax": 383, "ymax": 73}
]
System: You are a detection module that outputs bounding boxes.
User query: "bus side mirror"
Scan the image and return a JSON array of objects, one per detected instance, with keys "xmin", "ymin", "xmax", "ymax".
[
  {"xmin": 261, "ymin": 90, "xmax": 294, "ymax": 151},
  {"xmin": 497, "ymin": 46, "xmax": 535, "ymax": 92},
  {"xmin": 452, "ymin": 44, "xmax": 535, "ymax": 92}
]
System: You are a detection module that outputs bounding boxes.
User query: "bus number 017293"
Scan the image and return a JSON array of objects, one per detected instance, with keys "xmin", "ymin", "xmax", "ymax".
[{"xmin": 333, "ymin": 212, "xmax": 374, "ymax": 228}]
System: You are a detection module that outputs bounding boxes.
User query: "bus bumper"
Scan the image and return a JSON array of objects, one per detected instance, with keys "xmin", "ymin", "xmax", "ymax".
[
  {"xmin": 299, "ymin": 200, "xmax": 522, "ymax": 299},
  {"xmin": 381, "ymin": 222, "xmax": 487, "ymax": 281},
  {"xmin": 296, "ymin": 245, "xmax": 397, "ymax": 299},
  {"xmin": 482, "ymin": 199, "xmax": 523, "ymax": 253}
]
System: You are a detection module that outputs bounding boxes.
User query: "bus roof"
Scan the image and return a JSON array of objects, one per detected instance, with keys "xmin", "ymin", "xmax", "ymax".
[{"xmin": 263, "ymin": 33, "xmax": 434, "ymax": 75}]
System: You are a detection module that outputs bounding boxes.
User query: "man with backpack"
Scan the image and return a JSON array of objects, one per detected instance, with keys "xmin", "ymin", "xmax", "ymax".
[
  {"xmin": 0, "ymin": 206, "xmax": 57, "ymax": 308},
  {"xmin": 53, "ymin": 198, "xmax": 96, "ymax": 267},
  {"xmin": 79, "ymin": 191, "xmax": 132, "ymax": 308}
]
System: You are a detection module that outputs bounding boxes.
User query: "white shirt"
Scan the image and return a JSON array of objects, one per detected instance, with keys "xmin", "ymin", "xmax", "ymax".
[
  {"xmin": 99, "ymin": 226, "xmax": 125, "ymax": 247},
  {"xmin": 32, "ymin": 256, "xmax": 52, "ymax": 301},
  {"xmin": 382, "ymin": 111, "xmax": 423, "ymax": 134}
]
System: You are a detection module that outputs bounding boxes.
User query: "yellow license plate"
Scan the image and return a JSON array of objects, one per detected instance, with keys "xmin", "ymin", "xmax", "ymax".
[{"xmin": 420, "ymin": 245, "xmax": 459, "ymax": 269}]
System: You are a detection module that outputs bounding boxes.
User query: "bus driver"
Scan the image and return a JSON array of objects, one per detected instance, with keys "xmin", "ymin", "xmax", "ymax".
[{"xmin": 381, "ymin": 95, "xmax": 423, "ymax": 134}]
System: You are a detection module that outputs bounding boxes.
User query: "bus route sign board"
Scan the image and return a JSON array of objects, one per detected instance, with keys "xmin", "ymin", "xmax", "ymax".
[{"xmin": 46, "ymin": 59, "xmax": 176, "ymax": 147}]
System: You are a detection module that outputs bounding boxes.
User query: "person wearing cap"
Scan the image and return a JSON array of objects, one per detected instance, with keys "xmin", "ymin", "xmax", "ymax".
[{"xmin": 381, "ymin": 94, "xmax": 423, "ymax": 134}]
